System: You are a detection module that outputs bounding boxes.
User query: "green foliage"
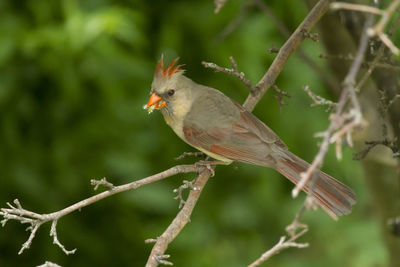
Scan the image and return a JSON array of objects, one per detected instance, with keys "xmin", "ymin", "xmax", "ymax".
[{"xmin": 0, "ymin": 0, "xmax": 385, "ymax": 266}]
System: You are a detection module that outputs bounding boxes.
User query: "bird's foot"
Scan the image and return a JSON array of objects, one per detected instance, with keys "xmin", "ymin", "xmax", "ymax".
[{"xmin": 195, "ymin": 160, "xmax": 216, "ymax": 177}]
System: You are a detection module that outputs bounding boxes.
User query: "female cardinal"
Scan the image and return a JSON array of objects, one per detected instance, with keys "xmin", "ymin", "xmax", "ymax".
[{"xmin": 145, "ymin": 56, "xmax": 356, "ymax": 220}]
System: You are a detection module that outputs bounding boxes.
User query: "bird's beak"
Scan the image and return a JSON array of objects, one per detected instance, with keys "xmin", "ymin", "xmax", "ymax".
[
  {"xmin": 144, "ymin": 93, "xmax": 167, "ymax": 114},
  {"xmin": 147, "ymin": 93, "xmax": 166, "ymax": 108}
]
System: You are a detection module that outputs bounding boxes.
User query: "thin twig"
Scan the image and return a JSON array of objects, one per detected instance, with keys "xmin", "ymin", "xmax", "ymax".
[
  {"xmin": 91, "ymin": 177, "xmax": 115, "ymax": 191},
  {"xmin": 173, "ymin": 179, "xmax": 198, "ymax": 209},
  {"xmin": 303, "ymin": 85, "xmax": 337, "ymax": 111},
  {"xmin": 272, "ymin": 84, "xmax": 291, "ymax": 112},
  {"xmin": 202, "ymin": 57, "xmax": 257, "ymax": 92},
  {"xmin": 330, "ymin": 2, "xmax": 383, "ymax": 15}
]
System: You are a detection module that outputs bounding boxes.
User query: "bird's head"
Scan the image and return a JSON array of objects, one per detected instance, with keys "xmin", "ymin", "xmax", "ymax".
[{"xmin": 145, "ymin": 56, "xmax": 188, "ymax": 115}]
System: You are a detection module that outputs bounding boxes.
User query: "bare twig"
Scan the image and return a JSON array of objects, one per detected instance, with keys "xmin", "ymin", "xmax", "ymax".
[
  {"xmin": 301, "ymin": 29, "xmax": 319, "ymax": 42},
  {"xmin": 173, "ymin": 179, "xmax": 198, "ymax": 208},
  {"xmin": 248, "ymin": 234, "xmax": 308, "ymax": 267},
  {"xmin": 330, "ymin": 2, "xmax": 383, "ymax": 15},
  {"xmin": 202, "ymin": 56, "xmax": 257, "ymax": 92},
  {"xmin": 203, "ymin": 60, "xmax": 291, "ymax": 111},
  {"xmin": 303, "ymin": 85, "xmax": 337, "ymax": 111},
  {"xmin": 0, "ymin": 164, "xmax": 198, "ymax": 254},
  {"xmin": 268, "ymin": 47, "xmax": 280, "ymax": 54},
  {"xmin": 272, "ymin": 84, "xmax": 291, "ymax": 112},
  {"xmin": 50, "ymin": 220, "xmax": 76, "ymax": 255},
  {"xmin": 91, "ymin": 177, "xmax": 115, "ymax": 191},
  {"xmin": 292, "ymin": 14, "xmax": 374, "ymax": 198}
]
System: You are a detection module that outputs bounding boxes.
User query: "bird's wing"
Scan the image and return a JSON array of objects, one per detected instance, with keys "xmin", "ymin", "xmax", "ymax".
[{"xmin": 182, "ymin": 88, "xmax": 287, "ymax": 166}]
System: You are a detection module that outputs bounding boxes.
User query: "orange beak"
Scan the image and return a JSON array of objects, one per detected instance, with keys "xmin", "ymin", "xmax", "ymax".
[{"xmin": 147, "ymin": 93, "xmax": 166, "ymax": 108}]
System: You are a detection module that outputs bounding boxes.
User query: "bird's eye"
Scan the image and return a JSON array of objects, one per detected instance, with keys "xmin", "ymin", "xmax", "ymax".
[{"xmin": 167, "ymin": 89, "xmax": 175, "ymax": 96}]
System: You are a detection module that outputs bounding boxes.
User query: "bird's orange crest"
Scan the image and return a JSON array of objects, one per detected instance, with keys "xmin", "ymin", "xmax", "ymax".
[{"xmin": 155, "ymin": 55, "xmax": 185, "ymax": 78}]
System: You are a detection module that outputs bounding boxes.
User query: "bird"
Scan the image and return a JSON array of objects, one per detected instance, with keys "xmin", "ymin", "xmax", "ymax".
[{"xmin": 144, "ymin": 56, "xmax": 356, "ymax": 220}]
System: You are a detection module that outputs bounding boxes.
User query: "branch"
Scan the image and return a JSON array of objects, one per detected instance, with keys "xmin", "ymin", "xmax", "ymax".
[
  {"xmin": 303, "ymin": 85, "xmax": 337, "ymax": 111},
  {"xmin": 0, "ymin": 164, "xmax": 198, "ymax": 254},
  {"xmin": 145, "ymin": 170, "xmax": 212, "ymax": 267},
  {"xmin": 244, "ymin": 0, "xmax": 334, "ymax": 112}
]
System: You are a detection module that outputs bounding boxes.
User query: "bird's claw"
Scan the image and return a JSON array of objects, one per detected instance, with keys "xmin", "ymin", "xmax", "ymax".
[{"xmin": 195, "ymin": 160, "xmax": 215, "ymax": 177}]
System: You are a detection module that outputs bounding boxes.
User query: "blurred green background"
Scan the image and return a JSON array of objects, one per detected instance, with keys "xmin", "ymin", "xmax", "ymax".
[{"xmin": 0, "ymin": 0, "xmax": 388, "ymax": 266}]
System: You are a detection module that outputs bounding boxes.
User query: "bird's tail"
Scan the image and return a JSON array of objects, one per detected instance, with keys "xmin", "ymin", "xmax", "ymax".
[{"xmin": 276, "ymin": 151, "xmax": 356, "ymax": 220}]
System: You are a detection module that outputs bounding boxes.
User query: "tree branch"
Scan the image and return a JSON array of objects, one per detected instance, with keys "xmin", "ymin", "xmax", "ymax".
[{"xmin": 145, "ymin": 169, "xmax": 212, "ymax": 267}]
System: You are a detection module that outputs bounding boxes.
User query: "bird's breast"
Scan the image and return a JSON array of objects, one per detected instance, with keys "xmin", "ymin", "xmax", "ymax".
[{"xmin": 162, "ymin": 112, "xmax": 185, "ymax": 140}]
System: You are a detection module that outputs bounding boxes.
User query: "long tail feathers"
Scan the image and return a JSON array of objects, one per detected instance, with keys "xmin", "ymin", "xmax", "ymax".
[{"xmin": 276, "ymin": 152, "xmax": 356, "ymax": 220}]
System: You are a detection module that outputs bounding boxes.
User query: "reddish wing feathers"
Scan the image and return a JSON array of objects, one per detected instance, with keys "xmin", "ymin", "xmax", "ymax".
[{"xmin": 182, "ymin": 124, "xmax": 277, "ymax": 167}]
